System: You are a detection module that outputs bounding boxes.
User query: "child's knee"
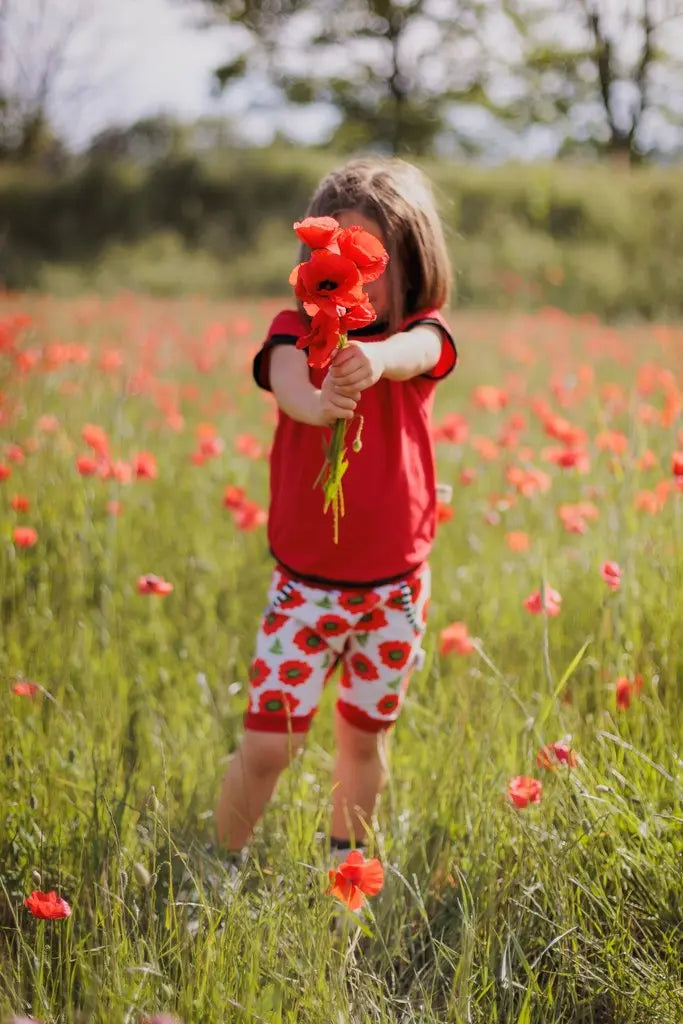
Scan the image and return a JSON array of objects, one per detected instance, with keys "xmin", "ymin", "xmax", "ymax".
[
  {"xmin": 241, "ymin": 729, "xmax": 306, "ymax": 777},
  {"xmin": 334, "ymin": 711, "xmax": 387, "ymax": 762}
]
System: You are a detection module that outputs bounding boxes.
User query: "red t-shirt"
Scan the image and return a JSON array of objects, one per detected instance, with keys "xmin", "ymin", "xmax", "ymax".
[{"xmin": 253, "ymin": 307, "xmax": 457, "ymax": 587}]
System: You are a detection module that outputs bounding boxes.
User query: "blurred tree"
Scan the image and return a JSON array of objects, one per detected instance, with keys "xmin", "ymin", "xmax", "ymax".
[
  {"xmin": 88, "ymin": 117, "xmax": 189, "ymax": 165},
  {"xmin": 500, "ymin": 0, "xmax": 683, "ymax": 161},
  {"xmin": 194, "ymin": 0, "xmax": 496, "ymax": 155},
  {"xmin": 193, "ymin": 0, "xmax": 682, "ymax": 160},
  {"xmin": 0, "ymin": 0, "xmax": 80, "ymax": 162}
]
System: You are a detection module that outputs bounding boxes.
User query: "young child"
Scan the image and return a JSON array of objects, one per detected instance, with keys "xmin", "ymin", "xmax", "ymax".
[{"xmin": 215, "ymin": 157, "xmax": 456, "ymax": 863}]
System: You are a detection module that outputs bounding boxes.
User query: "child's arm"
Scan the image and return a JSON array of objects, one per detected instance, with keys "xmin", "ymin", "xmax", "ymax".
[
  {"xmin": 270, "ymin": 345, "xmax": 360, "ymax": 426},
  {"xmin": 329, "ymin": 325, "xmax": 442, "ymax": 390}
]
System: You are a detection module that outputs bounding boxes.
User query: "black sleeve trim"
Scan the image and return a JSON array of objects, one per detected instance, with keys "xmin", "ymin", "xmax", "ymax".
[
  {"xmin": 252, "ymin": 333, "xmax": 300, "ymax": 391},
  {"xmin": 404, "ymin": 317, "xmax": 457, "ymax": 380}
]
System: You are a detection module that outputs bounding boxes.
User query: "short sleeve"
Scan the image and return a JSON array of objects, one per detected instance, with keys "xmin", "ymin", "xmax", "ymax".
[
  {"xmin": 253, "ymin": 309, "xmax": 306, "ymax": 391},
  {"xmin": 404, "ymin": 314, "xmax": 457, "ymax": 380}
]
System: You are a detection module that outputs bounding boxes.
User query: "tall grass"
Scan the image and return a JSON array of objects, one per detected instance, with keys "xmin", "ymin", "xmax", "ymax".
[{"xmin": 0, "ymin": 296, "xmax": 681, "ymax": 1023}]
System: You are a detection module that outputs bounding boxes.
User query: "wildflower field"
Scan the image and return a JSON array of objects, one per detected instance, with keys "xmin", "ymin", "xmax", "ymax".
[{"xmin": 1, "ymin": 293, "xmax": 681, "ymax": 1024}]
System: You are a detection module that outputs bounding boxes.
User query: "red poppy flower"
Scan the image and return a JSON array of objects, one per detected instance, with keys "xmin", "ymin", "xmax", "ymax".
[
  {"xmin": 439, "ymin": 622, "xmax": 475, "ymax": 656},
  {"xmin": 376, "ymin": 693, "xmax": 399, "ymax": 716},
  {"xmin": 615, "ymin": 674, "xmax": 643, "ymax": 710},
  {"xmin": 12, "ymin": 681, "xmax": 40, "ymax": 697},
  {"xmin": 350, "ymin": 653, "xmax": 379, "ymax": 681},
  {"xmin": 338, "ymin": 590, "xmax": 380, "ymax": 614},
  {"xmin": 337, "ymin": 226, "xmax": 389, "ymax": 283},
  {"xmin": 673, "ymin": 451, "xmax": 683, "ymax": 477},
  {"xmin": 6, "ymin": 444, "xmax": 24, "ymax": 464},
  {"xmin": 378, "ymin": 641, "xmax": 411, "ymax": 670},
  {"xmin": 199, "ymin": 435, "xmax": 223, "ymax": 458},
  {"xmin": 249, "ymin": 658, "xmax": 271, "ymax": 686},
  {"xmin": 132, "ymin": 451, "xmax": 158, "ymax": 480},
  {"xmin": 24, "ymin": 890, "xmax": 71, "ymax": 920},
  {"xmin": 223, "ymin": 484, "xmax": 246, "ymax": 509},
  {"xmin": 357, "ymin": 608, "xmax": 388, "ymax": 632},
  {"xmin": 233, "ymin": 500, "xmax": 266, "ymax": 531},
  {"xmin": 82, "ymin": 423, "xmax": 109, "ymax": 457},
  {"xmin": 326, "ymin": 849, "xmax": 384, "ymax": 911},
  {"xmin": 437, "ymin": 503, "xmax": 453, "ymax": 524},
  {"xmin": 235, "ymin": 434, "xmax": 263, "ymax": 460},
  {"xmin": 507, "ymin": 776, "xmax": 542, "ymax": 808},
  {"xmin": 595, "ymin": 430, "xmax": 628, "ymax": 455},
  {"xmin": 13, "ymin": 526, "xmax": 38, "ymax": 547},
  {"xmin": 76, "ymin": 454, "xmax": 99, "ymax": 476},
  {"xmin": 10, "ymin": 494, "xmax": 30, "ymax": 512},
  {"xmin": 0, "ymin": 463, "xmax": 11, "ymax": 481},
  {"xmin": 473, "ymin": 385, "xmax": 509, "ymax": 411},
  {"xmin": 289, "ymin": 249, "xmax": 365, "ymax": 317},
  {"xmin": 523, "ymin": 587, "xmax": 562, "ymax": 616},
  {"xmin": 536, "ymin": 741, "xmax": 578, "ymax": 770},
  {"xmin": 293, "ymin": 627, "xmax": 326, "ymax": 655},
  {"xmin": 295, "ymin": 309, "xmax": 341, "ymax": 369},
  {"xmin": 505, "ymin": 531, "xmax": 530, "ymax": 552},
  {"xmin": 600, "ymin": 561, "xmax": 621, "ymax": 591},
  {"xmin": 338, "ymin": 301, "xmax": 376, "ymax": 332},
  {"xmin": 316, "ymin": 614, "xmax": 350, "ymax": 637},
  {"xmin": 293, "ymin": 216, "xmax": 341, "ymax": 249},
  {"xmin": 137, "ymin": 574, "xmax": 173, "ymax": 596},
  {"xmin": 278, "ymin": 660, "xmax": 313, "ymax": 686},
  {"xmin": 434, "ymin": 412, "xmax": 469, "ymax": 445},
  {"xmin": 262, "ymin": 611, "xmax": 288, "ymax": 635},
  {"xmin": 257, "ymin": 689, "xmax": 301, "ymax": 716}
]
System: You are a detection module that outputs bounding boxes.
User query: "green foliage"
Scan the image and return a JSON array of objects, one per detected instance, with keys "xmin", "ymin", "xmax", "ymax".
[{"xmin": 2, "ymin": 149, "xmax": 682, "ymax": 319}]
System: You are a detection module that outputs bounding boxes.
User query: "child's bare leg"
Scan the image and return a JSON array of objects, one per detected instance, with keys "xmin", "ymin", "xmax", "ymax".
[
  {"xmin": 215, "ymin": 730, "xmax": 305, "ymax": 851},
  {"xmin": 330, "ymin": 708, "xmax": 389, "ymax": 844}
]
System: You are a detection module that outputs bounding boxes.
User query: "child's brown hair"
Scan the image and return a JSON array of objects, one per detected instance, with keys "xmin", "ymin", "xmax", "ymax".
[{"xmin": 300, "ymin": 157, "xmax": 452, "ymax": 334}]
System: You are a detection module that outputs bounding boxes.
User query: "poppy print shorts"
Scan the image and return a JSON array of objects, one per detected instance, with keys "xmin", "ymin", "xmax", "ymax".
[{"xmin": 245, "ymin": 563, "xmax": 431, "ymax": 734}]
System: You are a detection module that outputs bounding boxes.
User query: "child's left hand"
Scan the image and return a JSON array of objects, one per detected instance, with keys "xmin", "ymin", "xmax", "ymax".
[{"xmin": 329, "ymin": 341, "xmax": 384, "ymax": 393}]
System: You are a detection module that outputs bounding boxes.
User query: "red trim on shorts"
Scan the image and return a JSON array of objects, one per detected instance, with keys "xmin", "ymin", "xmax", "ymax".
[
  {"xmin": 244, "ymin": 711, "xmax": 314, "ymax": 733},
  {"xmin": 336, "ymin": 699, "xmax": 395, "ymax": 733}
]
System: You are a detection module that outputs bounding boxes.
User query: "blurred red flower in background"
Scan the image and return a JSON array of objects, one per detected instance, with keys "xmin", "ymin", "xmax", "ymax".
[
  {"xmin": 137, "ymin": 575, "xmax": 173, "ymax": 596},
  {"xmin": 13, "ymin": 526, "xmax": 38, "ymax": 547},
  {"xmin": 600, "ymin": 561, "xmax": 621, "ymax": 591},
  {"xmin": 524, "ymin": 587, "xmax": 562, "ymax": 616},
  {"xmin": 508, "ymin": 776, "xmax": 543, "ymax": 808},
  {"xmin": 536, "ymin": 741, "xmax": 578, "ymax": 770},
  {"xmin": 615, "ymin": 675, "xmax": 643, "ymax": 710}
]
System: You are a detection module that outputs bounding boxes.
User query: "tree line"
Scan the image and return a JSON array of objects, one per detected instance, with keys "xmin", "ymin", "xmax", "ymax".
[{"xmin": 2, "ymin": 0, "xmax": 682, "ymax": 165}]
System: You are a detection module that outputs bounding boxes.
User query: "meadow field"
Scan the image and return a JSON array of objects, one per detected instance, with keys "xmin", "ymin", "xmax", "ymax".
[{"xmin": 0, "ymin": 293, "xmax": 681, "ymax": 1024}]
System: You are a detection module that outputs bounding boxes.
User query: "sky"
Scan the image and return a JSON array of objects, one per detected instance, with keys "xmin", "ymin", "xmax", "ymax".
[{"xmin": 2, "ymin": 0, "xmax": 336, "ymax": 149}]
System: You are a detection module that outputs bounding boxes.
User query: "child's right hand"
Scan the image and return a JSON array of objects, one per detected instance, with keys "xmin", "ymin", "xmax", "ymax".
[{"xmin": 318, "ymin": 369, "xmax": 360, "ymax": 425}]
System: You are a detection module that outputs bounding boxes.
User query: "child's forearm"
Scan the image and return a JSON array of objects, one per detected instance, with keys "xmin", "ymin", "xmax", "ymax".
[
  {"xmin": 270, "ymin": 346, "xmax": 323, "ymax": 425},
  {"xmin": 269, "ymin": 345, "xmax": 358, "ymax": 426},
  {"xmin": 377, "ymin": 325, "xmax": 443, "ymax": 381}
]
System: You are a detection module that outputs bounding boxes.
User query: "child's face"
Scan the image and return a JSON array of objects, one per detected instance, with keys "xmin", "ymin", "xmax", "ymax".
[{"xmin": 335, "ymin": 209, "xmax": 390, "ymax": 322}]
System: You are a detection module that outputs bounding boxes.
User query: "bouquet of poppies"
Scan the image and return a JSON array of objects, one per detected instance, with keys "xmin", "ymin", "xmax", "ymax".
[{"xmin": 289, "ymin": 216, "xmax": 388, "ymax": 542}]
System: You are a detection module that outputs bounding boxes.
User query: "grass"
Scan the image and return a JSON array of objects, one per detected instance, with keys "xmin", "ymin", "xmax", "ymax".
[{"xmin": 0, "ymin": 294, "xmax": 681, "ymax": 1024}]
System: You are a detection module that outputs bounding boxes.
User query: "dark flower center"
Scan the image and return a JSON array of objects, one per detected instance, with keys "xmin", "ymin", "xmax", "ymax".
[{"xmin": 318, "ymin": 278, "xmax": 339, "ymax": 291}]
